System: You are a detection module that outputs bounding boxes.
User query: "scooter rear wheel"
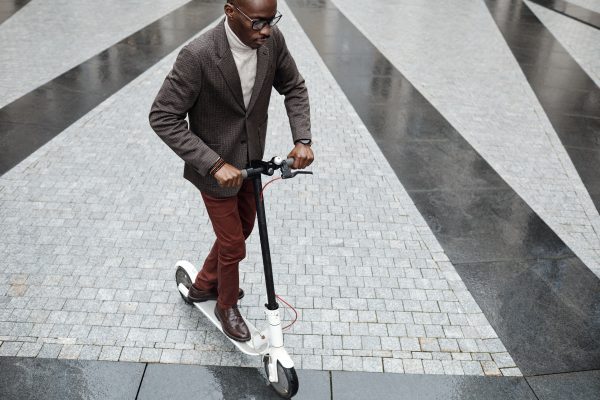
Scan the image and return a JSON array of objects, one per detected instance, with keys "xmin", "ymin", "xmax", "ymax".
[
  {"xmin": 263, "ymin": 356, "xmax": 299, "ymax": 399},
  {"xmin": 175, "ymin": 266, "xmax": 193, "ymax": 305}
]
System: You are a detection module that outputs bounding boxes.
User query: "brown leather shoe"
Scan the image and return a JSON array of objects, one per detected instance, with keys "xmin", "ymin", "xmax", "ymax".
[
  {"xmin": 187, "ymin": 285, "xmax": 245, "ymax": 303},
  {"xmin": 214, "ymin": 304, "xmax": 251, "ymax": 342}
]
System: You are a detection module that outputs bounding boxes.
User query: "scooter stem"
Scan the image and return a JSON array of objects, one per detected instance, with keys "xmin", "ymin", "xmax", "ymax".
[{"xmin": 252, "ymin": 175, "xmax": 279, "ymax": 310}]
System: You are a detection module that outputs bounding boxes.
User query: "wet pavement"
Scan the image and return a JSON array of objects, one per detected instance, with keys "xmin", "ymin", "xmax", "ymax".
[
  {"xmin": 3, "ymin": 355, "xmax": 598, "ymax": 399},
  {"xmin": 0, "ymin": 356, "xmax": 580, "ymax": 400}
]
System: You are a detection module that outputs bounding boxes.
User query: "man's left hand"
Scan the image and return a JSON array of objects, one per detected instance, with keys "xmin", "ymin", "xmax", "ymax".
[{"xmin": 288, "ymin": 142, "xmax": 314, "ymax": 169}]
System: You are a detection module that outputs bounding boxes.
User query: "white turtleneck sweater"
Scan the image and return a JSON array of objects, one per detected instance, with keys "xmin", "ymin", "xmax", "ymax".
[{"xmin": 224, "ymin": 18, "xmax": 257, "ymax": 109}]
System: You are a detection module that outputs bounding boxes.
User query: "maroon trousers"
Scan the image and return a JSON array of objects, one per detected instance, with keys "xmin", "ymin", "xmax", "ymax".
[{"xmin": 194, "ymin": 180, "xmax": 256, "ymax": 308}]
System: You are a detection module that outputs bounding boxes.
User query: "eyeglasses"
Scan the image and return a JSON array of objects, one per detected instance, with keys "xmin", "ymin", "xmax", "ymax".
[{"xmin": 232, "ymin": 4, "xmax": 282, "ymax": 31}]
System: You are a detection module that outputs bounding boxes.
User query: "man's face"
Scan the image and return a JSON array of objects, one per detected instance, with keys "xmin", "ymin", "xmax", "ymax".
[{"xmin": 225, "ymin": 0, "xmax": 278, "ymax": 49}]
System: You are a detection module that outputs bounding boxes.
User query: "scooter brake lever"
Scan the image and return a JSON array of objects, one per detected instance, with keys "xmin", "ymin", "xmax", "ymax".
[
  {"xmin": 289, "ymin": 171, "xmax": 313, "ymax": 179},
  {"xmin": 280, "ymin": 162, "xmax": 313, "ymax": 179}
]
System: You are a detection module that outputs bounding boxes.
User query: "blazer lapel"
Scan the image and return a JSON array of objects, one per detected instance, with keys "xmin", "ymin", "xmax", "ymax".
[
  {"xmin": 215, "ymin": 21, "xmax": 245, "ymax": 112},
  {"xmin": 246, "ymin": 44, "xmax": 270, "ymax": 115}
]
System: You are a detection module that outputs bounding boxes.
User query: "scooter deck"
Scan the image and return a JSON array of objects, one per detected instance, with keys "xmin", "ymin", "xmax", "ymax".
[{"xmin": 177, "ymin": 283, "xmax": 268, "ymax": 356}]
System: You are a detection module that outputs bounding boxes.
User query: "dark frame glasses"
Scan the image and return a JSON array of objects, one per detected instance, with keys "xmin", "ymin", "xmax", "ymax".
[{"xmin": 232, "ymin": 4, "xmax": 282, "ymax": 31}]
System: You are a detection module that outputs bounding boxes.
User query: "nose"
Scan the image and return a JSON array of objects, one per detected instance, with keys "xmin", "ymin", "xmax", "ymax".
[{"xmin": 259, "ymin": 24, "xmax": 271, "ymax": 36}]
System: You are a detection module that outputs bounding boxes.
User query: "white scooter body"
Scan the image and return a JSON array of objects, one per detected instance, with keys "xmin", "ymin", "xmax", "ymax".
[{"xmin": 175, "ymin": 259, "xmax": 294, "ymax": 382}]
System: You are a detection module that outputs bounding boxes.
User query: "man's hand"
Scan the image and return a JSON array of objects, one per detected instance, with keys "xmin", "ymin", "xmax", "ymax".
[
  {"xmin": 288, "ymin": 142, "xmax": 314, "ymax": 169},
  {"xmin": 213, "ymin": 163, "xmax": 243, "ymax": 188}
]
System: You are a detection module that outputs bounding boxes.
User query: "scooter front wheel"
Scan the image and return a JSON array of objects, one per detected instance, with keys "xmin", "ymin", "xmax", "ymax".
[
  {"xmin": 264, "ymin": 356, "xmax": 299, "ymax": 399},
  {"xmin": 175, "ymin": 266, "xmax": 193, "ymax": 305}
]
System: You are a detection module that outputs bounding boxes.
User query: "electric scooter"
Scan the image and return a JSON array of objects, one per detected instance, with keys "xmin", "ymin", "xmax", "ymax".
[{"xmin": 175, "ymin": 156, "xmax": 311, "ymax": 399}]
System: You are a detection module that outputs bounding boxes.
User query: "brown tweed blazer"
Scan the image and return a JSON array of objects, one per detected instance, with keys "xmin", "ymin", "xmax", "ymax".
[{"xmin": 149, "ymin": 19, "xmax": 310, "ymax": 198}]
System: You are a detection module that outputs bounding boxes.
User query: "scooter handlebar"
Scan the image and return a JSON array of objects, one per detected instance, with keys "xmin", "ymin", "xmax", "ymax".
[
  {"xmin": 240, "ymin": 157, "xmax": 295, "ymax": 179},
  {"xmin": 240, "ymin": 168, "xmax": 255, "ymax": 179}
]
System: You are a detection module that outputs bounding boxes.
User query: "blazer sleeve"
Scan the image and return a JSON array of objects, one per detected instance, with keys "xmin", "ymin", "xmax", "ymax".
[
  {"xmin": 272, "ymin": 28, "xmax": 311, "ymax": 143},
  {"xmin": 149, "ymin": 46, "xmax": 220, "ymax": 176}
]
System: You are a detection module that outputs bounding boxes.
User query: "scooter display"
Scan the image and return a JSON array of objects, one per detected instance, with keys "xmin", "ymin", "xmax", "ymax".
[{"xmin": 175, "ymin": 156, "xmax": 312, "ymax": 399}]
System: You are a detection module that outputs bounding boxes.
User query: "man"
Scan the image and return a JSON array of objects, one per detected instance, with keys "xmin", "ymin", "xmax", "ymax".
[{"xmin": 149, "ymin": 0, "xmax": 313, "ymax": 342}]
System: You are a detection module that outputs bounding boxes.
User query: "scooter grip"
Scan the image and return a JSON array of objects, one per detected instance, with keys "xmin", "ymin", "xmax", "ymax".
[
  {"xmin": 241, "ymin": 167, "xmax": 263, "ymax": 179},
  {"xmin": 286, "ymin": 157, "xmax": 295, "ymax": 167}
]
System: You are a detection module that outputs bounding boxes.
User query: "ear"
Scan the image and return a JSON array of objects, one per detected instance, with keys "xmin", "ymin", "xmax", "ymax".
[{"xmin": 224, "ymin": 3, "xmax": 235, "ymax": 19}]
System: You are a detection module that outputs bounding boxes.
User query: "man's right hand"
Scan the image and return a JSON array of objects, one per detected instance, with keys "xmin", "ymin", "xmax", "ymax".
[{"xmin": 213, "ymin": 163, "xmax": 243, "ymax": 188}]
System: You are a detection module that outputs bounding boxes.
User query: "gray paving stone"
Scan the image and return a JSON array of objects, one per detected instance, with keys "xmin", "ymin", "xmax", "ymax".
[
  {"xmin": 59, "ymin": 344, "xmax": 83, "ymax": 360},
  {"xmin": 16, "ymin": 342, "xmax": 43, "ymax": 357},
  {"xmin": 0, "ymin": 341, "xmax": 23, "ymax": 356},
  {"xmin": 462, "ymin": 361, "xmax": 485, "ymax": 376},
  {"xmin": 140, "ymin": 348, "xmax": 162, "ymax": 363},
  {"xmin": 423, "ymin": 359, "xmax": 445, "ymax": 375},
  {"xmin": 98, "ymin": 346, "xmax": 122, "ymax": 362},
  {"xmin": 443, "ymin": 360, "xmax": 466, "ymax": 375},
  {"xmin": 119, "ymin": 347, "xmax": 142, "ymax": 362},
  {"xmin": 160, "ymin": 349, "xmax": 183, "ymax": 364},
  {"xmin": 37, "ymin": 343, "xmax": 63, "ymax": 358},
  {"xmin": 342, "ymin": 356, "xmax": 363, "ymax": 372},
  {"xmin": 79, "ymin": 345, "xmax": 102, "ymax": 361}
]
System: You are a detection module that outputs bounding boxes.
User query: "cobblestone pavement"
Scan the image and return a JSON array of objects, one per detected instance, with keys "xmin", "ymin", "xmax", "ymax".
[
  {"xmin": 0, "ymin": 3, "xmax": 519, "ymax": 376},
  {"xmin": 527, "ymin": 0, "xmax": 600, "ymax": 87},
  {"xmin": 0, "ymin": 0, "xmax": 191, "ymax": 109},
  {"xmin": 332, "ymin": 0, "xmax": 600, "ymax": 279}
]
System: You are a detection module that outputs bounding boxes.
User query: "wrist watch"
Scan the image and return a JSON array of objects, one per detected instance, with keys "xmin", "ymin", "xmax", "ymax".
[{"xmin": 295, "ymin": 139, "xmax": 312, "ymax": 146}]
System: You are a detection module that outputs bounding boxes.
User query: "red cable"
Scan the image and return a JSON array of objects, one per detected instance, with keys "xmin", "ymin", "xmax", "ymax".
[
  {"xmin": 260, "ymin": 177, "xmax": 282, "ymax": 200},
  {"xmin": 277, "ymin": 294, "xmax": 298, "ymax": 330}
]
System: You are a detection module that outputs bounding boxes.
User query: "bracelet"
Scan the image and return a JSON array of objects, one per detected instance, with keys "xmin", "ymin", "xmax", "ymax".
[{"xmin": 209, "ymin": 158, "xmax": 226, "ymax": 176}]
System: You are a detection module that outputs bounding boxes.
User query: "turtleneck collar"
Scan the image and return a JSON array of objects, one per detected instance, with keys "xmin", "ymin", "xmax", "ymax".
[{"xmin": 225, "ymin": 17, "xmax": 254, "ymax": 53}]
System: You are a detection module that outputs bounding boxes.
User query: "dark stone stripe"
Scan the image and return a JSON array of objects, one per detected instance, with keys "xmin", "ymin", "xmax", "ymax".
[
  {"xmin": 2, "ymin": 356, "xmax": 598, "ymax": 398},
  {"xmin": 287, "ymin": 0, "xmax": 600, "ymax": 376},
  {"xmin": 332, "ymin": 371, "xmax": 538, "ymax": 400},
  {"xmin": 526, "ymin": 369, "xmax": 600, "ymax": 400},
  {"xmin": 0, "ymin": 0, "xmax": 30, "ymax": 25},
  {"xmin": 528, "ymin": 0, "xmax": 600, "ymax": 30},
  {"xmin": 0, "ymin": 0, "xmax": 224, "ymax": 176},
  {"xmin": 0, "ymin": 357, "xmax": 144, "ymax": 400},
  {"xmin": 0, "ymin": 357, "xmax": 600, "ymax": 400},
  {"xmin": 486, "ymin": 0, "xmax": 600, "ymax": 215}
]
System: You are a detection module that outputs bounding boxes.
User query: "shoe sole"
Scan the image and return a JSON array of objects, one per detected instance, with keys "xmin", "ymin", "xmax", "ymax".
[
  {"xmin": 214, "ymin": 308, "xmax": 251, "ymax": 342},
  {"xmin": 188, "ymin": 289, "xmax": 245, "ymax": 303}
]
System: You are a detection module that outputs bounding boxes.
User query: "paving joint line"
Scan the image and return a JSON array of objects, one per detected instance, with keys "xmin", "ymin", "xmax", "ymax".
[
  {"xmin": 329, "ymin": 370, "xmax": 334, "ymax": 400},
  {"xmin": 524, "ymin": 367, "xmax": 600, "ymax": 378},
  {"xmin": 450, "ymin": 254, "xmax": 578, "ymax": 265},
  {"xmin": 523, "ymin": 376, "xmax": 541, "ymax": 400},
  {"xmin": 134, "ymin": 362, "xmax": 148, "ymax": 400}
]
